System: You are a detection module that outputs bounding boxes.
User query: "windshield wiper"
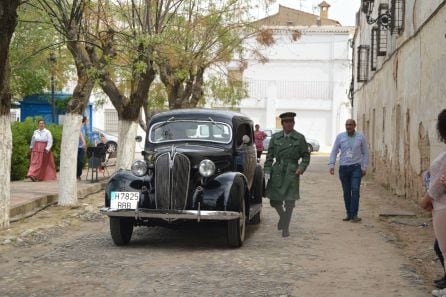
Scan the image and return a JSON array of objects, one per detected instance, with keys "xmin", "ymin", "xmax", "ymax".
[
  {"xmin": 156, "ymin": 116, "xmax": 176, "ymax": 129},
  {"xmin": 208, "ymin": 117, "xmax": 223, "ymax": 133}
]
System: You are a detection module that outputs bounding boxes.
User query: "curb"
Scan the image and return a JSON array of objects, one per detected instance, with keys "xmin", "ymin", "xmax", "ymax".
[{"xmin": 10, "ymin": 180, "xmax": 108, "ymax": 222}]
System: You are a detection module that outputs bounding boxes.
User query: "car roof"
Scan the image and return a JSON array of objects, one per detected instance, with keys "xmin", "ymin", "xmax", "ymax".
[
  {"xmin": 264, "ymin": 128, "xmax": 281, "ymax": 131},
  {"xmin": 149, "ymin": 109, "xmax": 253, "ymax": 126},
  {"xmin": 92, "ymin": 128, "xmax": 118, "ymax": 140}
]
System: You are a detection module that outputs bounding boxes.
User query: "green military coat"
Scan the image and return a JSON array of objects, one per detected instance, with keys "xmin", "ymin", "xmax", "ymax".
[{"xmin": 264, "ymin": 130, "xmax": 310, "ymax": 201}]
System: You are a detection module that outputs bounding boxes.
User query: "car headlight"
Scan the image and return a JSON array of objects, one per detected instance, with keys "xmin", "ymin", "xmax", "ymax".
[
  {"xmin": 199, "ymin": 159, "xmax": 216, "ymax": 177},
  {"xmin": 131, "ymin": 160, "xmax": 148, "ymax": 177}
]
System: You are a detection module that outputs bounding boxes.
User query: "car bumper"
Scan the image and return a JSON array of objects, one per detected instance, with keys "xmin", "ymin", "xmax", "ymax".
[{"xmin": 100, "ymin": 207, "xmax": 241, "ymax": 221}]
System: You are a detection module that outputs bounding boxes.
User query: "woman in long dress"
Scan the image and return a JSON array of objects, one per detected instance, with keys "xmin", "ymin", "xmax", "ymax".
[{"xmin": 27, "ymin": 119, "xmax": 57, "ymax": 181}]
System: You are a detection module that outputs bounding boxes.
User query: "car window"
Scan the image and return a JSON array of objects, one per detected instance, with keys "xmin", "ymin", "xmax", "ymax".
[
  {"xmin": 236, "ymin": 123, "xmax": 253, "ymax": 147},
  {"xmin": 149, "ymin": 120, "xmax": 232, "ymax": 144}
]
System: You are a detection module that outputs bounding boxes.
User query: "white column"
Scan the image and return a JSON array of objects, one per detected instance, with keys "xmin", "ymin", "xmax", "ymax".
[{"xmin": 265, "ymin": 80, "xmax": 277, "ymax": 128}]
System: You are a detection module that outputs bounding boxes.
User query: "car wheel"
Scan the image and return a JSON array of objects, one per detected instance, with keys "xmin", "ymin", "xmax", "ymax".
[
  {"xmin": 227, "ymin": 179, "xmax": 246, "ymax": 248},
  {"xmin": 107, "ymin": 141, "xmax": 117, "ymax": 154},
  {"xmin": 307, "ymin": 144, "xmax": 313, "ymax": 153},
  {"xmin": 110, "ymin": 217, "xmax": 134, "ymax": 246}
]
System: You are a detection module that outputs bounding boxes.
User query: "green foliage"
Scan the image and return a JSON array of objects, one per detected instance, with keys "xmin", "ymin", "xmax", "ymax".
[
  {"xmin": 148, "ymin": 82, "xmax": 168, "ymax": 109},
  {"xmin": 54, "ymin": 96, "xmax": 72, "ymax": 112},
  {"xmin": 10, "ymin": 3, "xmax": 73, "ymax": 100},
  {"xmin": 10, "ymin": 117, "xmax": 63, "ymax": 181},
  {"xmin": 46, "ymin": 123, "xmax": 62, "ymax": 171},
  {"xmin": 10, "ymin": 120, "xmax": 33, "ymax": 181},
  {"xmin": 155, "ymin": 0, "xmax": 262, "ymax": 107},
  {"xmin": 205, "ymin": 74, "xmax": 247, "ymax": 108}
]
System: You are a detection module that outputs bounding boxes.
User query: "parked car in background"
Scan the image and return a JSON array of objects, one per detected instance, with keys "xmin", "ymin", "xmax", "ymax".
[
  {"xmin": 100, "ymin": 109, "xmax": 264, "ymax": 248},
  {"xmin": 262, "ymin": 128, "xmax": 320, "ymax": 153},
  {"xmin": 306, "ymin": 137, "xmax": 320, "ymax": 153},
  {"xmin": 90, "ymin": 128, "xmax": 118, "ymax": 155}
]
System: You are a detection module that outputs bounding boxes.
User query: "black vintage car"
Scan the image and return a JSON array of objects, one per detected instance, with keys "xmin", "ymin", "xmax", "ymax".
[{"xmin": 100, "ymin": 109, "xmax": 264, "ymax": 247}]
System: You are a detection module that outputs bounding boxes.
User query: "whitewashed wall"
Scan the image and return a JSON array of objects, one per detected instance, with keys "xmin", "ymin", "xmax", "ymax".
[
  {"xmin": 353, "ymin": 1, "xmax": 446, "ymax": 201},
  {"xmin": 238, "ymin": 26, "xmax": 354, "ymax": 150}
]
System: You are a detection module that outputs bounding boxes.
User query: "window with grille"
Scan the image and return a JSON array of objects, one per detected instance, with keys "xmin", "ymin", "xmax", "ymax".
[
  {"xmin": 390, "ymin": 0, "xmax": 404, "ymax": 35},
  {"xmin": 361, "ymin": 0, "xmax": 373, "ymax": 14},
  {"xmin": 357, "ymin": 45, "xmax": 370, "ymax": 82},
  {"xmin": 377, "ymin": 4, "xmax": 388, "ymax": 55},
  {"xmin": 371, "ymin": 27, "xmax": 378, "ymax": 71},
  {"xmin": 104, "ymin": 109, "xmax": 118, "ymax": 133}
]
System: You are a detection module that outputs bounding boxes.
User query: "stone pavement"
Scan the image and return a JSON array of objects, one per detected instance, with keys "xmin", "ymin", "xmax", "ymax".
[{"xmin": 9, "ymin": 163, "xmax": 115, "ymax": 222}]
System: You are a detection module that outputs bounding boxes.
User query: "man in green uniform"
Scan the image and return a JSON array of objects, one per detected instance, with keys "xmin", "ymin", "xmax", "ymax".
[{"xmin": 264, "ymin": 112, "xmax": 311, "ymax": 237}]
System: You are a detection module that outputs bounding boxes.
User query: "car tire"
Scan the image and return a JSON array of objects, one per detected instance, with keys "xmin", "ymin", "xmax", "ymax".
[
  {"xmin": 307, "ymin": 144, "xmax": 313, "ymax": 153},
  {"xmin": 251, "ymin": 165, "xmax": 264, "ymax": 204},
  {"xmin": 110, "ymin": 217, "xmax": 134, "ymax": 246},
  {"xmin": 227, "ymin": 178, "xmax": 246, "ymax": 248},
  {"xmin": 249, "ymin": 166, "xmax": 263, "ymax": 225}
]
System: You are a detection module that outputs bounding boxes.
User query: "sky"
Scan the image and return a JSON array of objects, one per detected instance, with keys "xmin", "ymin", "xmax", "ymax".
[{"xmin": 261, "ymin": 0, "xmax": 361, "ymax": 26}]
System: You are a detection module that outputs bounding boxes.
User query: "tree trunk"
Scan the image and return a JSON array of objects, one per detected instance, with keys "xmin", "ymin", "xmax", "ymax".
[
  {"xmin": 0, "ymin": 116, "xmax": 12, "ymax": 229},
  {"xmin": 189, "ymin": 68, "xmax": 205, "ymax": 108},
  {"xmin": 116, "ymin": 120, "xmax": 138, "ymax": 170},
  {"xmin": 58, "ymin": 40, "xmax": 95, "ymax": 206},
  {"xmin": 160, "ymin": 64, "xmax": 206, "ymax": 110},
  {"xmin": 97, "ymin": 54, "xmax": 155, "ymax": 168},
  {"xmin": 58, "ymin": 113, "xmax": 82, "ymax": 206},
  {"xmin": 0, "ymin": 0, "xmax": 20, "ymax": 228}
]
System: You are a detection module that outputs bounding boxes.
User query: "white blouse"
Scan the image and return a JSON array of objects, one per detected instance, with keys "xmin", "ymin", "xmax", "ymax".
[{"xmin": 30, "ymin": 128, "xmax": 53, "ymax": 151}]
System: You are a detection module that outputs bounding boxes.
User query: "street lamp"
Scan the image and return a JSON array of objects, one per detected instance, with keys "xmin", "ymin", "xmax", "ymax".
[
  {"xmin": 361, "ymin": 0, "xmax": 392, "ymax": 28},
  {"xmin": 48, "ymin": 52, "xmax": 56, "ymax": 123}
]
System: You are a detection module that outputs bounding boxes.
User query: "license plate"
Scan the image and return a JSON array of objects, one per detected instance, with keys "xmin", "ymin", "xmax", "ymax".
[{"xmin": 110, "ymin": 192, "xmax": 140, "ymax": 209}]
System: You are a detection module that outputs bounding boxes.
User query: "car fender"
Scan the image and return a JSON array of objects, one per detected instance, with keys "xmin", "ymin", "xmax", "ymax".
[{"xmin": 200, "ymin": 172, "xmax": 248, "ymax": 212}]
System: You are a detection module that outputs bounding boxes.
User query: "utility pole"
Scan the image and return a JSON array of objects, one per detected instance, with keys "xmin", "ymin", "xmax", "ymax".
[{"xmin": 48, "ymin": 52, "xmax": 56, "ymax": 123}]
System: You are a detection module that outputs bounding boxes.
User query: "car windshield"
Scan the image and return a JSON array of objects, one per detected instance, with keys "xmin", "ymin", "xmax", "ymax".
[{"xmin": 149, "ymin": 120, "xmax": 232, "ymax": 144}]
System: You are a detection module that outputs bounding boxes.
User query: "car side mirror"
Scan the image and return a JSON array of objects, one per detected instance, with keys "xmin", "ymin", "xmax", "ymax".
[{"xmin": 135, "ymin": 136, "xmax": 142, "ymax": 142}]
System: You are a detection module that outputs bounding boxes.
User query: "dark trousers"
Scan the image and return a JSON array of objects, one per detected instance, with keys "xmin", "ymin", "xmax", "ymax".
[
  {"xmin": 435, "ymin": 239, "xmax": 445, "ymax": 272},
  {"xmin": 339, "ymin": 164, "xmax": 362, "ymax": 219},
  {"xmin": 270, "ymin": 200, "xmax": 295, "ymax": 236},
  {"xmin": 77, "ymin": 148, "xmax": 84, "ymax": 178}
]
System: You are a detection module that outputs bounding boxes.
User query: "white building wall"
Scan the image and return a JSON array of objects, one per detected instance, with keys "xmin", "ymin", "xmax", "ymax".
[{"xmin": 238, "ymin": 26, "xmax": 354, "ymax": 150}]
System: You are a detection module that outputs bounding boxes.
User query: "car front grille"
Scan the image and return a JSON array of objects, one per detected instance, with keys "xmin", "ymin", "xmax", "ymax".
[{"xmin": 154, "ymin": 152, "xmax": 190, "ymax": 210}]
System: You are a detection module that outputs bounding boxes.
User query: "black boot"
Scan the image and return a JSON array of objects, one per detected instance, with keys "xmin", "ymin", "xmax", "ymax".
[
  {"xmin": 436, "ymin": 277, "xmax": 446, "ymax": 289},
  {"xmin": 273, "ymin": 206, "xmax": 285, "ymax": 230},
  {"xmin": 434, "ymin": 275, "xmax": 446, "ymax": 285},
  {"xmin": 281, "ymin": 207, "xmax": 294, "ymax": 237}
]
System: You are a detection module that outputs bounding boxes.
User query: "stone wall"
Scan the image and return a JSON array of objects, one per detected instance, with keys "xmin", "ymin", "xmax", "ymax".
[{"xmin": 353, "ymin": 2, "xmax": 446, "ymax": 202}]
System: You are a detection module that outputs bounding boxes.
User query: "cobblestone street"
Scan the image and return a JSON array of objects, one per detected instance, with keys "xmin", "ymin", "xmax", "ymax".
[{"xmin": 0, "ymin": 155, "xmax": 436, "ymax": 296}]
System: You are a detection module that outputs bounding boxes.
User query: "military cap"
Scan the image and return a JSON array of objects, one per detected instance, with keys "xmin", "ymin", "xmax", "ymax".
[{"xmin": 279, "ymin": 112, "xmax": 296, "ymax": 120}]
